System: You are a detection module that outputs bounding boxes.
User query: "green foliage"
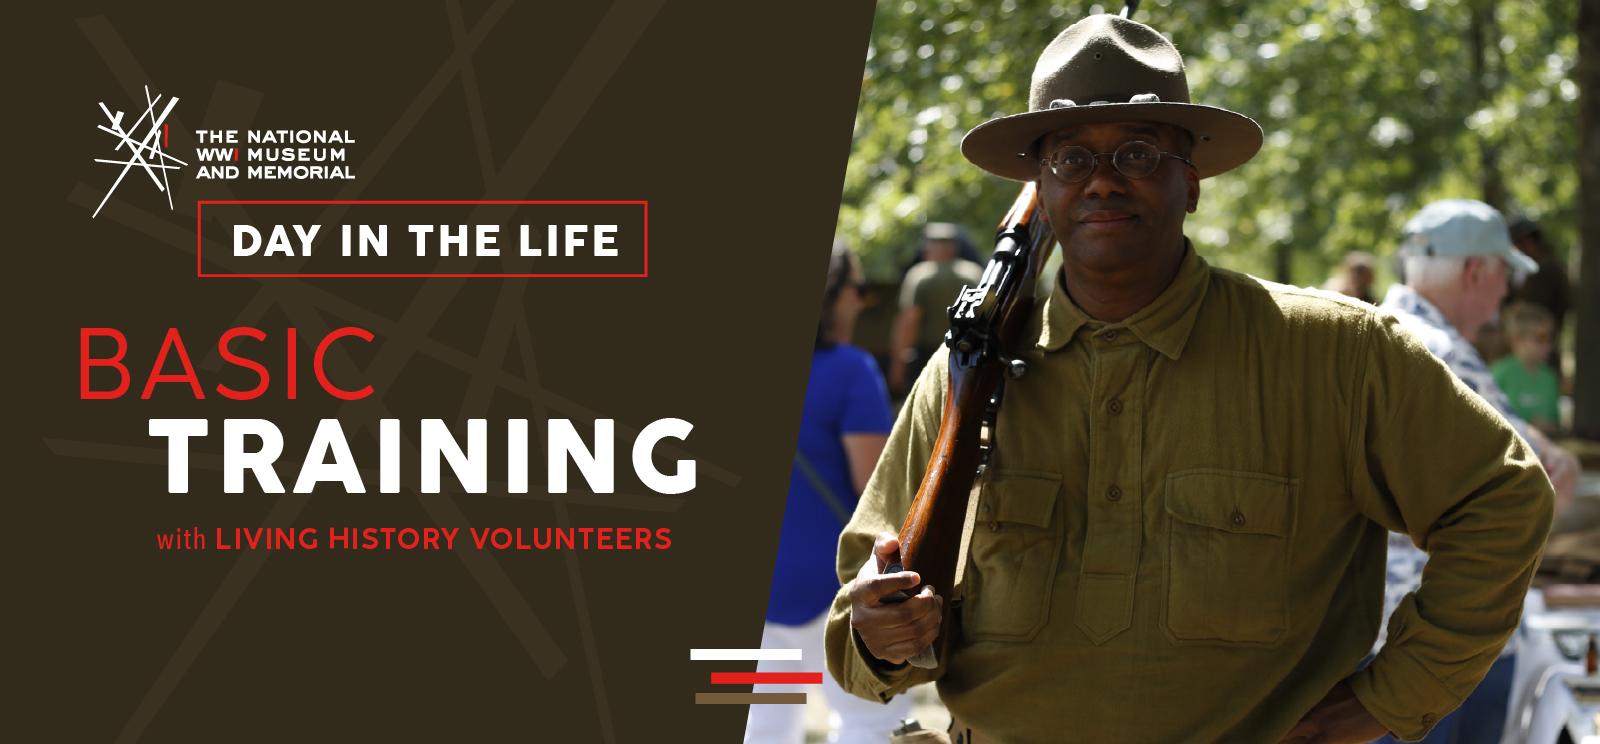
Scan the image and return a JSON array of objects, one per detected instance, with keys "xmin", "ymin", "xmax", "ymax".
[{"xmin": 840, "ymin": 0, "xmax": 1580, "ymax": 287}]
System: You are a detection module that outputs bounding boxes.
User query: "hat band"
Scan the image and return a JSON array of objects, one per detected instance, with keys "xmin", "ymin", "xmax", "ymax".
[{"xmin": 1045, "ymin": 92, "xmax": 1163, "ymax": 110}]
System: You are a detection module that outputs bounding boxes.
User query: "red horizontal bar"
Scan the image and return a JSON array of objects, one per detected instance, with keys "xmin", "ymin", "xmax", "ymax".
[{"xmin": 711, "ymin": 672, "xmax": 822, "ymax": 685}]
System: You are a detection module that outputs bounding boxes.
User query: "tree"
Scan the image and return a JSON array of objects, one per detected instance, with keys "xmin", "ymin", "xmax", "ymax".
[
  {"xmin": 840, "ymin": 0, "xmax": 1581, "ymax": 294},
  {"xmin": 1575, "ymin": 0, "xmax": 1600, "ymax": 438}
]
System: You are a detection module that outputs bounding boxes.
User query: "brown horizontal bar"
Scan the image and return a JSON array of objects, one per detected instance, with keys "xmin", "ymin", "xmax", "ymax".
[{"xmin": 694, "ymin": 693, "xmax": 807, "ymax": 705}]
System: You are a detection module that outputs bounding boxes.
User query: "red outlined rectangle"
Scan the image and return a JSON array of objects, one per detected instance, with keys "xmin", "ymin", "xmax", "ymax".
[
  {"xmin": 709, "ymin": 672, "xmax": 823, "ymax": 685},
  {"xmin": 196, "ymin": 199, "xmax": 650, "ymax": 278}
]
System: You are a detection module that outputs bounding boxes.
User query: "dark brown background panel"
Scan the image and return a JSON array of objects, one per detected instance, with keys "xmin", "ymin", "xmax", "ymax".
[{"xmin": 6, "ymin": 1, "xmax": 873, "ymax": 741}]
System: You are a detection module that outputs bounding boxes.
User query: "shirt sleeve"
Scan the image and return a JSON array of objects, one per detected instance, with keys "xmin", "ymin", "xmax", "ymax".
[
  {"xmin": 1344, "ymin": 312, "xmax": 1554, "ymax": 741},
  {"xmin": 1450, "ymin": 353, "xmax": 1539, "ymax": 455},
  {"xmin": 825, "ymin": 347, "xmax": 947, "ymax": 702},
  {"xmin": 839, "ymin": 350, "xmax": 893, "ymax": 435}
]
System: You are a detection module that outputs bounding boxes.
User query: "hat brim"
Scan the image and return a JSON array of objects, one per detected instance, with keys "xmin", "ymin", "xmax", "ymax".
[
  {"xmin": 961, "ymin": 102, "xmax": 1265, "ymax": 181},
  {"xmin": 1507, "ymin": 246, "xmax": 1538, "ymax": 277}
]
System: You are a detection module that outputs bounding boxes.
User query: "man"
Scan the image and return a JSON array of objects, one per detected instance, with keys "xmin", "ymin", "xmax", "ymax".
[
  {"xmin": 1321, "ymin": 251, "xmax": 1377, "ymax": 304},
  {"xmin": 1380, "ymin": 200, "xmax": 1578, "ymax": 506},
  {"xmin": 824, "ymin": 14, "xmax": 1554, "ymax": 744},
  {"xmin": 890, "ymin": 223, "xmax": 985, "ymax": 394}
]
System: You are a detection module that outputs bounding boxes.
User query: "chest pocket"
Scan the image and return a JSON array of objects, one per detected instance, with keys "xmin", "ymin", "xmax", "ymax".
[
  {"xmin": 962, "ymin": 472, "xmax": 1063, "ymax": 642},
  {"xmin": 1164, "ymin": 469, "xmax": 1295, "ymax": 646}
]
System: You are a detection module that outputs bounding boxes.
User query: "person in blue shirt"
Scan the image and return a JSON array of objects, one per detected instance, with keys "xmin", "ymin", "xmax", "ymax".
[{"xmin": 745, "ymin": 241, "xmax": 911, "ymax": 744}]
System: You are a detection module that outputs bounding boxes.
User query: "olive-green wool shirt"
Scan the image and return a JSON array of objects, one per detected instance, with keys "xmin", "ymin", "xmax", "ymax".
[{"xmin": 825, "ymin": 246, "xmax": 1553, "ymax": 743}]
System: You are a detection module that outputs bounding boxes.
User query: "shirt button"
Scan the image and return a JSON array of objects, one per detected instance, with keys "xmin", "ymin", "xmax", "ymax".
[
  {"xmin": 1106, "ymin": 485, "xmax": 1122, "ymax": 502},
  {"xmin": 1230, "ymin": 511, "xmax": 1245, "ymax": 527},
  {"xmin": 1107, "ymin": 398, "xmax": 1123, "ymax": 415},
  {"xmin": 1102, "ymin": 330, "xmax": 1118, "ymax": 341},
  {"xmin": 988, "ymin": 521, "xmax": 999, "ymax": 531},
  {"xmin": 1421, "ymin": 713, "xmax": 1436, "ymax": 728}
]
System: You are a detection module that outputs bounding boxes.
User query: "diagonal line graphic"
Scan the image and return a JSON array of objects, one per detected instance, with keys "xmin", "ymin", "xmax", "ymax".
[
  {"xmin": 191, "ymin": 0, "xmax": 514, "ymax": 369},
  {"xmin": 92, "ymin": 93, "xmax": 179, "ymax": 217},
  {"xmin": 146, "ymin": 87, "xmax": 176, "ymax": 211},
  {"xmin": 446, "ymin": 0, "xmax": 497, "ymax": 187},
  {"xmin": 516, "ymin": 318, "xmax": 621, "ymax": 743},
  {"xmin": 429, "ymin": 6, "xmax": 674, "ymax": 731},
  {"xmin": 101, "ymin": 90, "xmax": 183, "ymax": 165},
  {"xmin": 107, "ymin": 293, "xmax": 574, "ymax": 740},
  {"xmin": 362, "ymin": 399, "xmax": 571, "ymax": 679},
  {"xmin": 110, "ymin": 89, "xmax": 170, "ymax": 154},
  {"xmin": 78, "ymin": 6, "xmax": 512, "ymax": 365},
  {"xmin": 103, "ymin": 87, "xmax": 189, "ymax": 168},
  {"xmin": 71, "ymin": 2, "xmax": 680, "ymax": 741},
  {"xmin": 111, "ymin": 493, "xmax": 312, "ymax": 744},
  {"xmin": 93, "ymin": 159, "xmax": 180, "ymax": 169},
  {"xmin": 105, "ymin": 291, "xmax": 570, "ymax": 742}
]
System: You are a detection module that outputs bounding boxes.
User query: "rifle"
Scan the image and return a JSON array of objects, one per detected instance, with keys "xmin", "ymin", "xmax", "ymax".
[{"xmin": 883, "ymin": 183, "xmax": 1056, "ymax": 668}]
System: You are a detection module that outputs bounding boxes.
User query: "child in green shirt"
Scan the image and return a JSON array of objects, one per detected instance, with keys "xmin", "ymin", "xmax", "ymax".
[{"xmin": 1491, "ymin": 303, "xmax": 1561, "ymax": 433}]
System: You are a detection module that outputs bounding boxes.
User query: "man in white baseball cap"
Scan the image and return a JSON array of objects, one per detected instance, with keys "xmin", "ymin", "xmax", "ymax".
[{"xmin": 1381, "ymin": 198, "xmax": 1574, "ymax": 492}]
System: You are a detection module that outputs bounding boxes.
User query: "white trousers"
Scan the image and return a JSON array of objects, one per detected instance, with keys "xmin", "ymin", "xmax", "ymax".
[{"xmin": 742, "ymin": 613, "xmax": 912, "ymax": 744}]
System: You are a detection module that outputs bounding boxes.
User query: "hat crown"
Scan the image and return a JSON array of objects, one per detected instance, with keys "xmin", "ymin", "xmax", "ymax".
[
  {"xmin": 1399, "ymin": 198, "xmax": 1536, "ymax": 278},
  {"xmin": 1029, "ymin": 15, "xmax": 1191, "ymax": 113},
  {"xmin": 959, "ymin": 14, "xmax": 1263, "ymax": 181},
  {"xmin": 1403, "ymin": 198, "xmax": 1509, "ymax": 257}
]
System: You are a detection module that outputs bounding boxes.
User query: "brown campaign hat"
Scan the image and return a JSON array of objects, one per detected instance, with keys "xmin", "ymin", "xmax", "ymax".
[{"xmin": 961, "ymin": 14, "xmax": 1263, "ymax": 181}]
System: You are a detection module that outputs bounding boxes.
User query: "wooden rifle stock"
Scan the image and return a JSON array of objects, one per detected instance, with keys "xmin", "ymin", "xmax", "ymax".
[{"xmin": 883, "ymin": 183, "xmax": 1056, "ymax": 669}]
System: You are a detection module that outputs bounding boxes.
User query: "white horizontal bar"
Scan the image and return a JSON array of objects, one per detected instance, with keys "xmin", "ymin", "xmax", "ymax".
[{"xmin": 690, "ymin": 648, "xmax": 801, "ymax": 661}]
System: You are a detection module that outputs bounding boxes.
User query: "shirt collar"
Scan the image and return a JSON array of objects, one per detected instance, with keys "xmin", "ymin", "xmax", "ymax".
[
  {"xmin": 1380, "ymin": 284, "xmax": 1450, "ymax": 331},
  {"xmin": 1379, "ymin": 283, "xmax": 1482, "ymax": 363},
  {"xmin": 1036, "ymin": 241, "xmax": 1211, "ymax": 361}
]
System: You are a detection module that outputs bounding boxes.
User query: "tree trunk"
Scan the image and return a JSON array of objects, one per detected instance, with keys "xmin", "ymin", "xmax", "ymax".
[
  {"xmin": 1574, "ymin": 0, "xmax": 1600, "ymax": 438},
  {"xmin": 1274, "ymin": 240, "xmax": 1291, "ymax": 284},
  {"xmin": 1470, "ymin": 0, "xmax": 1507, "ymax": 210}
]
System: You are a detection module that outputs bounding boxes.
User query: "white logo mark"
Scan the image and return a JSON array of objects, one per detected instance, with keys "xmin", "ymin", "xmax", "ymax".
[{"xmin": 93, "ymin": 85, "xmax": 188, "ymax": 218}]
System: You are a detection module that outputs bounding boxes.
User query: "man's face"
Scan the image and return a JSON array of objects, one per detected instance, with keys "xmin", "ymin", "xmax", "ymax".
[
  {"xmin": 1351, "ymin": 266, "xmax": 1375, "ymax": 292},
  {"xmin": 1035, "ymin": 121, "xmax": 1199, "ymax": 274},
  {"xmin": 1462, "ymin": 256, "xmax": 1510, "ymax": 335},
  {"xmin": 924, "ymin": 238, "xmax": 958, "ymax": 262}
]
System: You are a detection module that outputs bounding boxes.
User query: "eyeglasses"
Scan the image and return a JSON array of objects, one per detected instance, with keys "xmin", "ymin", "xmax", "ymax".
[{"xmin": 1039, "ymin": 140, "xmax": 1195, "ymax": 183}]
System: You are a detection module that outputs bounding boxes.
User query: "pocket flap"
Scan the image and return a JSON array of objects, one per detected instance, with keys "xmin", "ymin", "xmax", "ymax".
[
  {"xmin": 982, "ymin": 473, "xmax": 1060, "ymax": 528},
  {"xmin": 1165, "ymin": 470, "xmax": 1293, "ymax": 537}
]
